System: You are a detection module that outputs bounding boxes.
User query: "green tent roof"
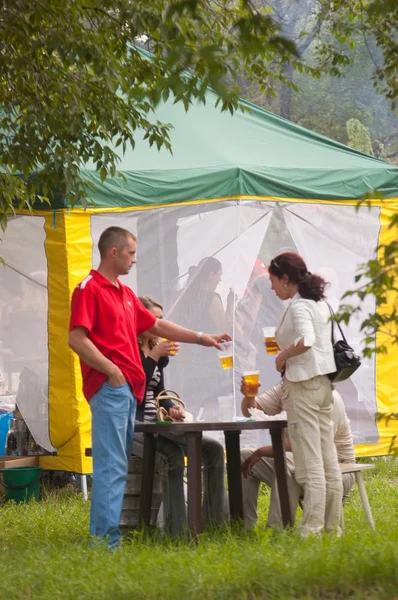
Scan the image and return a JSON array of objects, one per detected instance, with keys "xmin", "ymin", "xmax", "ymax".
[{"xmin": 79, "ymin": 90, "xmax": 398, "ymax": 208}]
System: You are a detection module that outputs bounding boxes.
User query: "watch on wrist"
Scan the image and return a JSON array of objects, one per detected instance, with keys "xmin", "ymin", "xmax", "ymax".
[{"xmin": 197, "ymin": 331, "xmax": 204, "ymax": 345}]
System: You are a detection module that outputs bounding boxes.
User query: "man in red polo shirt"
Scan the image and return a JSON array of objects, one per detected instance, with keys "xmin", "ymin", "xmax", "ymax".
[{"xmin": 69, "ymin": 226, "xmax": 230, "ymax": 548}]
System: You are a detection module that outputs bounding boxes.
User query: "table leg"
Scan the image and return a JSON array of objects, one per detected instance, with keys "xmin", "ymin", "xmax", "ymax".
[
  {"xmin": 270, "ymin": 428, "xmax": 292, "ymax": 527},
  {"xmin": 139, "ymin": 432, "xmax": 157, "ymax": 527},
  {"xmin": 186, "ymin": 431, "xmax": 203, "ymax": 537},
  {"xmin": 224, "ymin": 430, "xmax": 243, "ymax": 522}
]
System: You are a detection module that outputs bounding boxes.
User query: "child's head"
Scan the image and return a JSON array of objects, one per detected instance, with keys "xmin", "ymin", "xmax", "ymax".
[{"xmin": 138, "ymin": 296, "xmax": 163, "ymax": 347}]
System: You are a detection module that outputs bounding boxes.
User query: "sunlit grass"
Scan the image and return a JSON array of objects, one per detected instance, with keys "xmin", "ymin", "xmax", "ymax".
[{"xmin": 0, "ymin": 458, "xmax": 397, "ymax": 599}]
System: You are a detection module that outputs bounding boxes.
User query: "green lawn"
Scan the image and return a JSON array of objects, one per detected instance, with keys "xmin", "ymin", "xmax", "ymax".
[{"xmin": 1, "ymin": 458, "xmax": 397, "ymax": 600}]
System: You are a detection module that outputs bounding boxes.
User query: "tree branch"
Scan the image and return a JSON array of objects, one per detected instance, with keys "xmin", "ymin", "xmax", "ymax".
[
  {"xmin": 381, "ymin": 130, "xmax": 398, "ymax": 145},
  {"xmin": 297, "ymin": 8, "xmax": 325, "ymax": 55},
  {"xmin": 359, "ymin": 0, "xmax": 382, "ymax": 72},
  {"xmin": 82, "ymin": 5, "xmax": 123, "ymax": 26}
]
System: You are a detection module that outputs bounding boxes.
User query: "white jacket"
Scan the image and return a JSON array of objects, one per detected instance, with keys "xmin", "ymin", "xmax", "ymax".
[{"xmin": 275, "ymin": 293, "xmax": 336, "ymax": 382}]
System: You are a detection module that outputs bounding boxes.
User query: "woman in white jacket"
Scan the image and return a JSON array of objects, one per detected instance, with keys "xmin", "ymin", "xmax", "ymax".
[{"xmin": 268, "ymin": 252, "xmax": 343, "ymax": 536}]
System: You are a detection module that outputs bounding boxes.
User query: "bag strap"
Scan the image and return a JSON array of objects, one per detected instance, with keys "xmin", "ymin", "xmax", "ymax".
[
  {"xmin": 157, "ymin": 407, "xmax": 173, "ymax": 422},
  {"xmin": 327, "ymin": 303, "xmax": 348, "ymax": 345},
  {"xmin": 155, "ymin": 390, "xmax": 185, "ymax": 409}
]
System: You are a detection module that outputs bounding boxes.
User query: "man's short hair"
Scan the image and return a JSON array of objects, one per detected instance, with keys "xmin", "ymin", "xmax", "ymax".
[{"xmin": 98, "ymin": 227, "xmax": 136, "ymax": 258}]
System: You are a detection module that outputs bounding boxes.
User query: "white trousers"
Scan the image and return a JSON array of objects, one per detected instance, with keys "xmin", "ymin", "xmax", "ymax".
[
  {"xmin": 241, "ymin": 450, "xmax": 354, "ymax": 531},
  {"xmin": 283, "ymin": 375, "xmax": 344, "ymax": 534}
]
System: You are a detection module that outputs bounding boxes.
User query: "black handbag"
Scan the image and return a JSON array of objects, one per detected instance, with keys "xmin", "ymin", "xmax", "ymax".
[{"xmin": 327, "ymin": 305, "xmax": 361, "ymax": 383}]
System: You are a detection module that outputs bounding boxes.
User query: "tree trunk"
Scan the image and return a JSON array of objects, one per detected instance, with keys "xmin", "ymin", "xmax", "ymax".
[{"xmin": 279, "ymin": 62, "xmax": 294, "ymax": 120}]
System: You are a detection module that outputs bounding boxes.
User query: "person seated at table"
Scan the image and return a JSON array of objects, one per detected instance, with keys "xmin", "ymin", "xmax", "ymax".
[
  {"xmin": 240, "ymin": 379, "xmax": 355, "ymax": 530},
  {"xmin": 133, "ymin": 295, "xmax": 228, "ymax": 537}
]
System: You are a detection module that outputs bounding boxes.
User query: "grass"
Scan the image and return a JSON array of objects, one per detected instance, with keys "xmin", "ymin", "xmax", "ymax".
[{"xmin": 0, "ymin": 458, "xmax": 397, "ymax": 600}]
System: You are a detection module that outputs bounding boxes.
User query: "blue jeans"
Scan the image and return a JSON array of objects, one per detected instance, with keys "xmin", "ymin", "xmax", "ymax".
[{"xmin": 89, "ymin": 381, "xmax": 136, "ymax": 548}]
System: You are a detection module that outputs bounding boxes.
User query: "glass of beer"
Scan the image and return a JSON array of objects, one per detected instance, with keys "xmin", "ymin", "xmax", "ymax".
[
  {"xmin": 243, "ymin": 371, "xmax": 260, "ymax": 397},
  {"xmin": 263, "ymin": 327, "xmax": 279, "ymax": 355},
  {"xmin": 162, "ymin": 339, "xmax": 180, "ymax": 356},
  {"xmin": 218, "ymin": 341, "xmax": 233, "ymax": 370}
]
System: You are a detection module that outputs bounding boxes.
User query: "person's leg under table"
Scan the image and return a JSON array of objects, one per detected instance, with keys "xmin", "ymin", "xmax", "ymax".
[
  {"xmin": 164, "ymin": 432, "xmax": 228, "ymax": 530},
  {"xmin": 156, "ymin": 435, "xmax": 186, "ymax": 536},
  {"xmin": 240, "ymin": 449, "xmax": 269, "ymax": 530},
  {"xmin": 134, "ymin": 432, "xmax": 187, "ymax": 535},
  {"xmin": 267, "ymin": 457, "xmax": 301, "ymax": 529},
  {"xmin": 201, "ymin": 435, "xmax": 228, "ymax": 526},
  {"xmin": 89, "ymin": 382, "xmax": 137, "ymax": 548},
  {"xmin": 185, "ymin": 431, "xmax": 203, "ymax": 537}
]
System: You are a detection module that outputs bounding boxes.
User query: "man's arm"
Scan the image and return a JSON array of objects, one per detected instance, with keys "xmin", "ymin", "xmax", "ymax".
[
  {"xmin": 241, "ymin": 440, "xmax": 292, "ymax": 478},
  {"xmin": 253, "ymin": 440, "xmax": 292, "ymax": 459},
  {"xmin": 241, "ymin": 395, "xmax": 263, "ymax": 417},
  {"xmin": 275, "ymin": 337, "xmax": 310, "ymax": 372},
  {"xmin": 148, "ymin": 319, "xmax": 231, "ymax": 349},
  {"xmin": 240, "ymin": 379, "xmax": 283, "ymax": 417},
  {"xmin": 68, "ymin": 327, "xmax": 126, "ymax": 386}
]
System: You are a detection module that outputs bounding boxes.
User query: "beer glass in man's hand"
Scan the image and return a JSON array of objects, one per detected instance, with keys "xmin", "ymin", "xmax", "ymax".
[{"xmin": 241, "ymin": 372, "xmax": 260, "ymax": 397}]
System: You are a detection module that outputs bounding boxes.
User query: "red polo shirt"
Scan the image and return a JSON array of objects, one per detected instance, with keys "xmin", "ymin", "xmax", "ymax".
[{"xmin": 69, "ymin": 270, "xmax": 156, "ymax": 402}]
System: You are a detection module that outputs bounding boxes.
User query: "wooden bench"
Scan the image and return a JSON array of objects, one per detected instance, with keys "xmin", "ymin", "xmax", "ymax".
[
  {"xmin": 340, "ymin": 463, "xmax": 375, "ymax": 530},
  {"xmin": 121, "ymin": 457, "xmax": 162, "ymax": 531},
  {"xmin": 293, "ymin": 462, "xmax": 376, "ymax": 530}
]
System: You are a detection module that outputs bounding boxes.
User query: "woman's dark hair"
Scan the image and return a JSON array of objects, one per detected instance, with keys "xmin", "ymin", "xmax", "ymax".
[
  {"xmin": 138, "ymin": 296, "xmax": 163, "ymax": 350},
  {"xmin": 139, "ymin": 295, "xmax": 163, "ymax": 312},
  {"xmin": 186, "ymin": 256, "xmax": 222, "ymax": 288},
  {"xmin": 269, "ymin": 252, "xmax": 327, "ymax": 302},
  {"xmin": 168, "ymin": 256, "xmax": 222, "ymax": 326}
]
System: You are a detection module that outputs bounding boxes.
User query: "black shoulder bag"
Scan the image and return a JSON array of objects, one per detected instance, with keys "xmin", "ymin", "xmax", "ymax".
[{"xmin": 327, "ymin": 304, "xmax": 361, "ymax": 383}]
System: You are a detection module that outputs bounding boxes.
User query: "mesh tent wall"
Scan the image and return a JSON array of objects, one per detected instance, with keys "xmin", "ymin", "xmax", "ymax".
[{"xmin": 1, "ymin": 93, "xmax": 397, "ymax": 473}]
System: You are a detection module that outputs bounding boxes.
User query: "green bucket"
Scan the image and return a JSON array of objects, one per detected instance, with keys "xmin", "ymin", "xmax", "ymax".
[{"xmin": 0, "ymin": 466, "xmax": 41, "ymax": 503}]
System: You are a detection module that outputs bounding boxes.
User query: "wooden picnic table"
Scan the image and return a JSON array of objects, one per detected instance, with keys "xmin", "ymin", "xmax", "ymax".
[{"xmin": 134, "ymin": 419, "xmax": 292, "ymax": 537}]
